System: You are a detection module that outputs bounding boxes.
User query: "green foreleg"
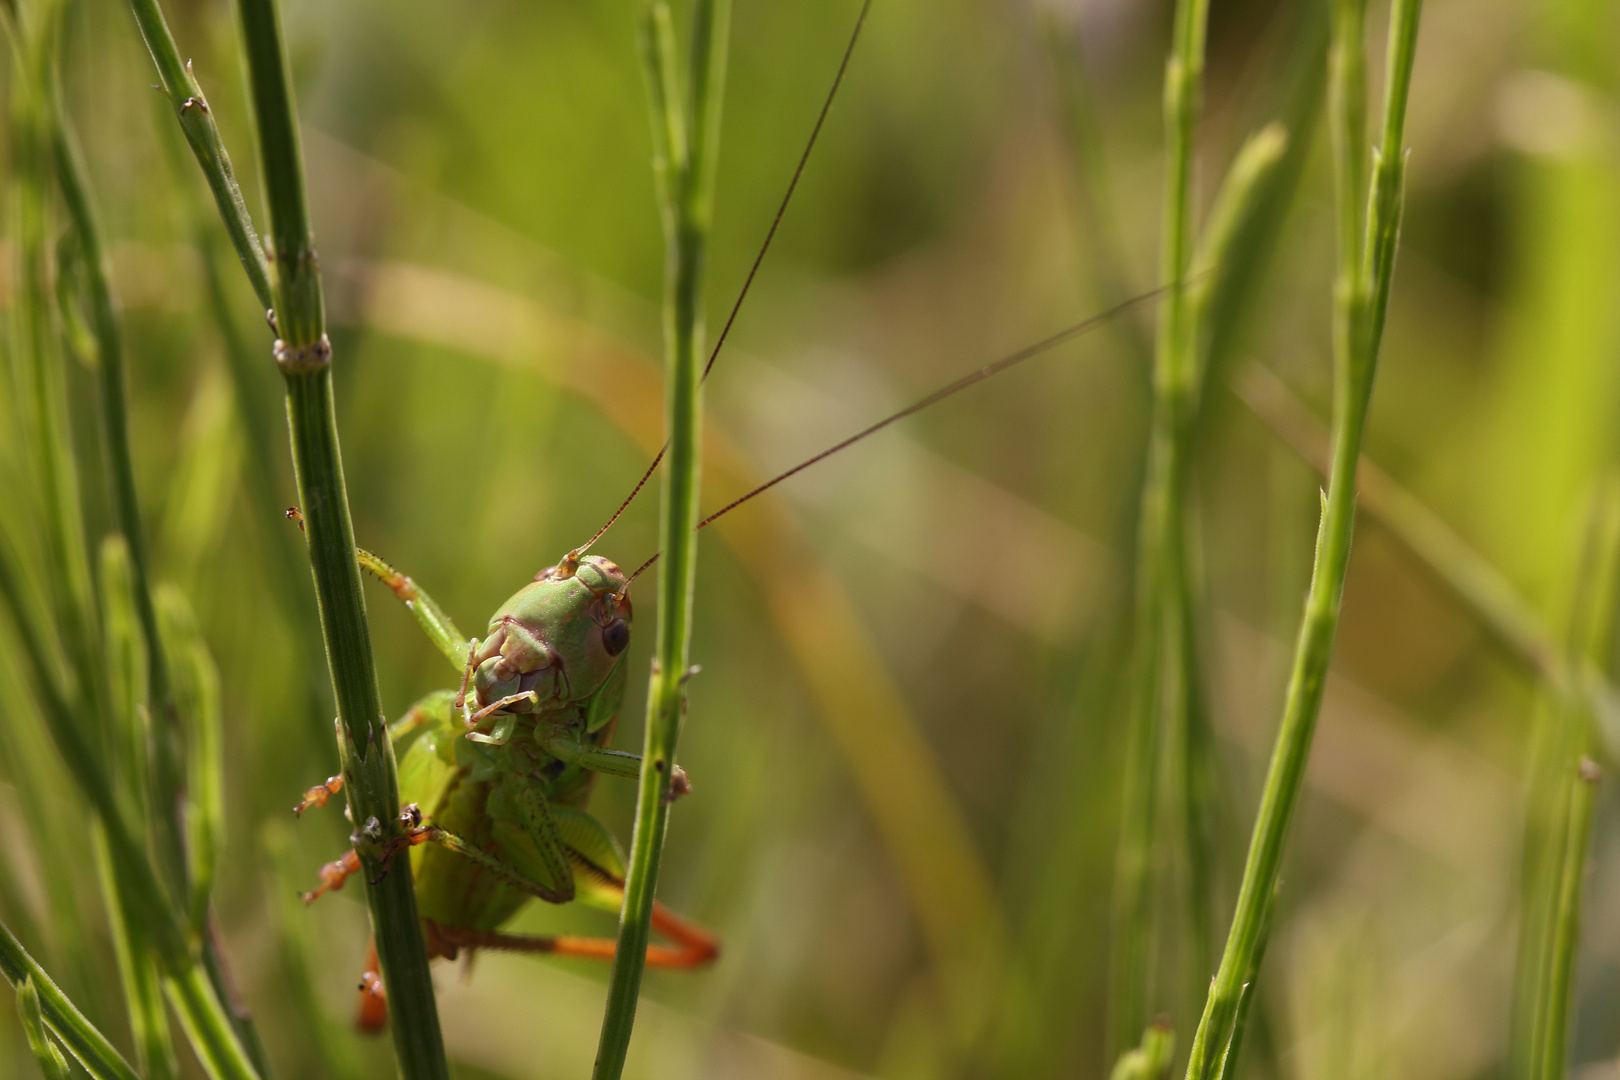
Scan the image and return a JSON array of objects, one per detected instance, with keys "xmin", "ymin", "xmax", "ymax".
[
  {"xmin": 539, "ymin": 728, "xmax": 643, "ymax": 779},
  {"xmin": 540, "ymin": 727, "xmax": 690, "ymax": 795},
  {"xmin": 353, "ymin": 543, "xmax": 471, "ymax": 672}
]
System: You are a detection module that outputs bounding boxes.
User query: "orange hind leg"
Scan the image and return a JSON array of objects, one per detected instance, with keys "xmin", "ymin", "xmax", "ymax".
[
  {"xmin": 425, "ymin": 899, "xmax": 720, "ymax": 969},
  {"xmin": 351, "ymin": 901, "xmax": 718, "ymax": 1032}
]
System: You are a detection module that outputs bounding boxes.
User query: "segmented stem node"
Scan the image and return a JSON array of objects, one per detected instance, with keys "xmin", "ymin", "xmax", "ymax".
[{"xmin": 272, "ymin": 334, "xmax": 331, "ymax": 373}]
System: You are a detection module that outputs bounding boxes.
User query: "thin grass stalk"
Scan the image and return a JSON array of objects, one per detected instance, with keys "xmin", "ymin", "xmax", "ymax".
[
  {"xmin": 1540, "ymin": 757, "xmax": 1599, "ymax": 1078},
  {"xmin": 51, "ymin": 94, "xmax": 186, "ymax": 877},
  {"xmin": 230, "ymin": 1, "xmax": 448, "ymax": 1076},
  {"xmin": 0, "ymin": 919, "xmax": 137, "ymax": 1080},
  {"xmin": 93, "ymin": 826, "xmax": 177, "ymax": 1080},
  {"xmin": 1111, "ymin": 0, "xmax": 1210, "ymax": 1047},
  {"xmin": 126, "ymin": 0, "xmax": 272, "ymax": 310},
  {"xmin": 34, "ymin": 9, "xmax": 273, "ymax": 1067},
  {"xmin": 155, "ymin": 105, "xmax": 333, "ymax": 744},
  {"xmin": 1196, "ymin": 9, "xmax": 1328, "ymax": 394},
  {"xmin": 7, "ymin": 9, "xmax": 236, "ymax": 1073},
  {"xmin": 95, "ymin": 538, "xmax": 179, "ymax": 1080},
  {"xmin": 4, "ymin": 533, "xmax": 266, "ymax": 1080},
  {"xmin": 53, "ymin": 72, "xmax": 274, "ymax": 1078},
  {"xmin": 1509, "ymin": 491, "xmax": 1620, "ymax": 1080},
  {"xmin": 1170, "ymin": 124, "xmax": 1288, "ymax": 1017},
  {"xmin": 1179, "ymin": 3, "xmax": 1423, "ymax": 1076},
  {"xmin": 592, "ymin": 3, "xmax": 728, "ymax": 1076},
  {"xmin": 7, "ymin": 0, "xmax": 105, "ymax": 750},
  {"xmin": 1511, "ymin": 689, "xmax": 1576, "ymax": 1080}
]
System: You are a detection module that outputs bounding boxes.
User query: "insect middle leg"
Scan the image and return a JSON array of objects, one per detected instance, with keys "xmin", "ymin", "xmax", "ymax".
[
  {"xmin": 302, "ymin": 800, "xmax": 575, "ymax": 906},
  {"xmin": 291, "ymin": 690, "xmax": 457, "ymax": 816},
  {"xmin": 539, "ymin": 727, "xmax": 692, "ymax": 799}
]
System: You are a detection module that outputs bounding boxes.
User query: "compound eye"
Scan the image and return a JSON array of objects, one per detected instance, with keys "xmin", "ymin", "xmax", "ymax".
[{"xmin": 602, "ymin": 619, "xmax": 631, "ymax": 657}]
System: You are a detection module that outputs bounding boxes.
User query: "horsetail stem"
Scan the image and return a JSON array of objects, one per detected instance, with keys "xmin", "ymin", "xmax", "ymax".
[
  {"xmin": 1181, "ymin": 1, "xmax": 1424, "ymax": 1075},
  {"xmin": 592, "ymin": 3, "xmax": 729, "ymax": 1076},
  {"xmin": 231, "ymin": 1, "xmax": 448, "ymax": 1076}
]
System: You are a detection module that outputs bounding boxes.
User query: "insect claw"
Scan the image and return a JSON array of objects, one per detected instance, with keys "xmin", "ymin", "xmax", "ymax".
[{"xmin": 294, "ymin": 773, "xmax": 344, "ymax": 816}]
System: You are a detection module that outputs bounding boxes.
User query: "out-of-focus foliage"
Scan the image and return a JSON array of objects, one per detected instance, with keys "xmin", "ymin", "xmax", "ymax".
[{"xmin": 3, "ymin": 0, "xmax": 1620, "ymax": 1077}]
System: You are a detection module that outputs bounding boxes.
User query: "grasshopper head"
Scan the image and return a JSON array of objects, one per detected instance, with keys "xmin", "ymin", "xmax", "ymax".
[{"xmin": 472, "ymin": 556, "xmax": 632, "ymax": 714}]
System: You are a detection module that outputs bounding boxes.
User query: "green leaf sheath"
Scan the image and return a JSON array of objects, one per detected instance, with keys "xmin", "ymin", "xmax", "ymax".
[
  {"xmin": 1181, "ymin": 2, "xmax": 1423, "ymax": 1077},
  {"xmin": 592, "ymin": 4, "xmax": 729, "ymax": 1077},
  {"xmin": 232, "ymin": 1, "xmax": 449, "ymax": 1076}
]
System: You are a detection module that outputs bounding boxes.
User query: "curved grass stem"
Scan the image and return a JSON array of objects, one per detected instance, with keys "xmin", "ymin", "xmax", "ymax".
[
  {"xmin": 1180, "ymin": 2, "xmax": 1424, "ymax": 1076},
  {"xmin": 591, "ymin": 3, "xmax": 729, "ymax": 1076}
]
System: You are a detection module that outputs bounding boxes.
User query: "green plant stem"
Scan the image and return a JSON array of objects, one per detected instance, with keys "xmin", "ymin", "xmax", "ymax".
[
  {"xmin": 1541, "ymin": 757, "xmax": 1599, "ymax": 1079},
  {"xmin": 592, "ymin": 3, "xmax": 728, "ymax": 1077},
  {"xmin": 0, "ymin": 918, "xmax": 139, "ymax": 1080},
  {"xmin": 93, "ymin": 827, "xmax": 178, "ymax": 1080},
  {"xmin": 126, "ymin": 0, "xmax": 272, "ymax": 311},
  {"xmin": 1111, "ymin": 0, "xmax": 1209, "ymax": 1047},
  {"xmin": 231, "ymin": 2, "xmax": 447, "ymax": 1076},
  {"xmin": 1509, "ymin": 492, "xmax": 1620, "ymax": 1080},
  {"xmin": 1180, "ymin": 3, "xmax": 1422, "ymax": 1077}
]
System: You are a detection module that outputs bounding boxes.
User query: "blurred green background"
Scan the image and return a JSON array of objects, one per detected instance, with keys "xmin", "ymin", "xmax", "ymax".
[{"xmin": 5, "ymin": 0, "xmax": 1620, "ymax": 1076}]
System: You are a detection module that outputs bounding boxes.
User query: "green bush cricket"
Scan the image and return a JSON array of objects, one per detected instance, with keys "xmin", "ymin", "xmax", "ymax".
[
  {"xmin": 288, "ymin": 271, "xmax": 1164, "ymax": 1030},
  {"xmin": 293, "ymin": 527, "xmax": 715, "ymax": 1031},
  {"xmin": 284, "ymin": 0, "xmax": 1167, "ymax": 1032}
]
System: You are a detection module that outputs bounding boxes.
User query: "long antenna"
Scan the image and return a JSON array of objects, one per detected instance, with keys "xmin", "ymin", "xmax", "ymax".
[
  {"xmin": 624, "ymin": 282, "xmax": 1172, "ymax": 583},
  {"xmin": 570, "ymin": 0, "xmax": 874, "ymax": 563}
]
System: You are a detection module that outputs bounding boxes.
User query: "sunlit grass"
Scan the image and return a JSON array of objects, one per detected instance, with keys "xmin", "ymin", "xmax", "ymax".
[{"xmin": 3, "ymin": 0, "xmax": 1619, "ymax": 1078}]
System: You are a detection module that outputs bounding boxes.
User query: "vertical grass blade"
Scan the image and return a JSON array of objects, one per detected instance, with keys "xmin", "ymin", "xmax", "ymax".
[
  {"xmin": 1508, "ymin": 491, "xmax": 1620, "ymax": 1080},
  {"xmin": 157, "ymin": 586, "xmax": 225, "ymax": 936},
  {"xmin": 1540, "ymin": 757, "xmax": 1600, "ymax": 1078},
  {"xmin": 230, "ymin": 1, "xmax": 448, "ymax": 1076},
  {"xmin": 93, "ymin": 827, "xmax": 178, "ymax": 1080},
  {"xmin": 1180, "ymin": 2, "xmax": 1424, "ymax": 1076},
  {"xmin": 592, "ymin": 3, "xmax": 729, "ymax": 1076},
  {"xmin": 96, "ymin": 538, "xmax": 180, "ymax": 1080},
  {"xmin": 1111, "ymin": 0, "xmax": 1211, "ymax": 1048}
]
